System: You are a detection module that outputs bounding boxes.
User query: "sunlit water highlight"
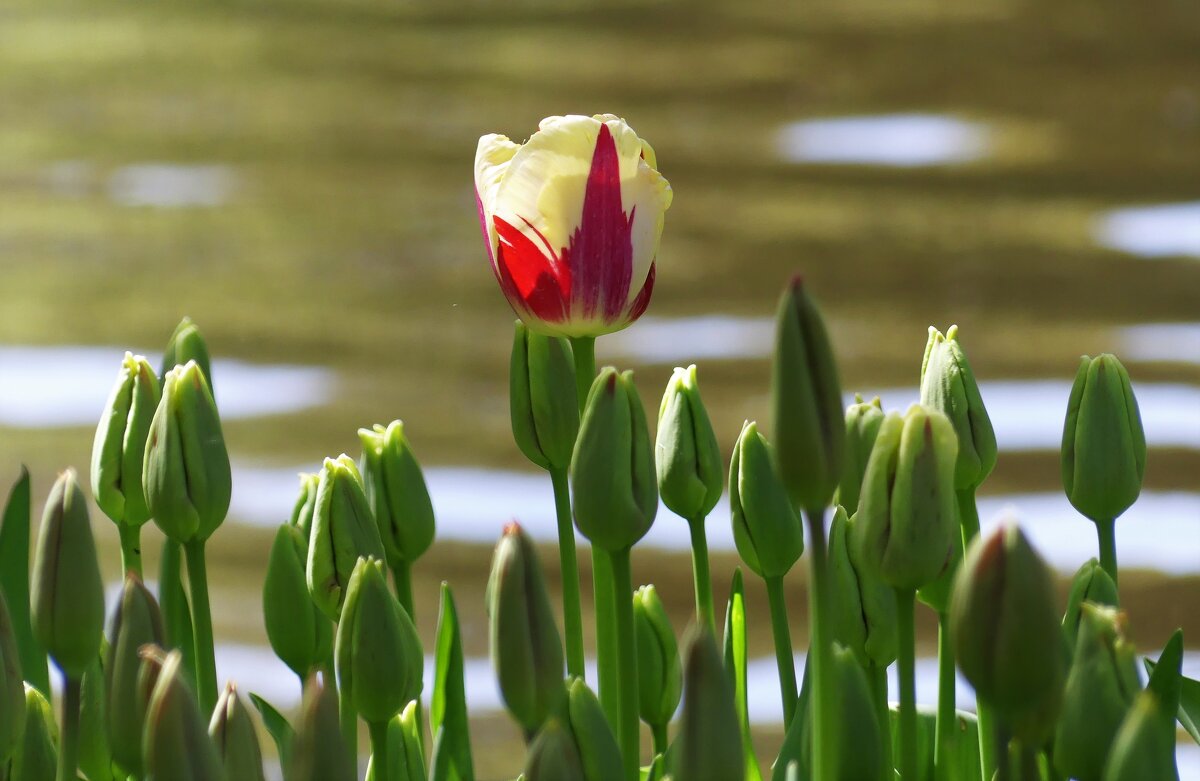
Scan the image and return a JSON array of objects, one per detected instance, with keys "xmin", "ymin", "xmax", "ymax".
[
  {"xmin": 1119, "ymin": 323, "xmax": 1200, "ymax": 365},
  {"xmin": 0, "ymin": 346, "xmax": 335, "ymax": 427},
  {"xmin": 107, "ymin": 163, "xmax": 237, "ymax": 208},
  {"xmin": 1093, "ymin": 201, "xmax": 1200, "ymax": 259},
  {"xmin": 777, "ymin": 114, "xmax": 992, "ymax": 167}
]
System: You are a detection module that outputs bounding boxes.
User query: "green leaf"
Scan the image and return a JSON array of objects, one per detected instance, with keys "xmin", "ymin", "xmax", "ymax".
[
  {"xmin": 158, "ymin": 538, "xmax": 197, "ymax": 688},
  {"xmin": 0, "ymin": 467, "xmax": 49, "ymax": 695},
  {"xmin": 78, "ymin": 651, "xmax": 121, "ymax": 781},
  {"xmin": 1144, "ymin": 633, "xmax": 1200, "ymax": 746},
  {"xmin": 641, "ymin": 754, "xmax": 666, "ymax": 781},
  {"xmin": 250, "ymin": 691, "xmax": 296, "ymax": 777},
  {"xmin": 722, "ymin": 568, "xmax": 763, "ymax": 781},
  {"xmin": 771, "ymin": 649, "xmax": 811, "ymax": 781},
  {"xmin": 430, "ymin": 583, "xmax": 474, "ymax": 781},
  {"xmin": 887, "ymin": 705, "xmax": 979, "ymax": 781}
]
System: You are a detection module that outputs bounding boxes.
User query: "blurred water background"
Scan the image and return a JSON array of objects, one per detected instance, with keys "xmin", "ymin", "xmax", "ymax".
[{"xmin": 2, "ymin": 0, "xmax": 1199, "ymax": 776}]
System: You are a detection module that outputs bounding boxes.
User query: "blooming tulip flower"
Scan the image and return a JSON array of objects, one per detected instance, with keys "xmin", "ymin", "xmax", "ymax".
[{"xmin": 474, "ymin": 114, "xmax": 673, "ymax": 337}]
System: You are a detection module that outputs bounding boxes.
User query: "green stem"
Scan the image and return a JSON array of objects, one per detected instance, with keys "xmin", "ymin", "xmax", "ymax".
[
  {"xmin": 994, "ymin": 723, "xmax": 1011, "ymax": 781},
  {"xmin": 551, "ymin": 467, "xmax": 586, "ymax": 680},
  {"xmin": 957, "ymin": 489, "xmax": 995, "ymax": 781},
  {"xmin": 869, "ymin": 663, "xmax": 892, "ymax": 781},
  {"xmin": 895, "ymin": 589, "xmax": 918, "ymax": 781},
  {"xmin": 764, "ymin": 575, "xmax": 798, "ymax": 729},
  {"xmin": 369, "ymin": 719, "xmax": 390, "ymax": 781},
  {"xmin": 1096, "ymin": 517, "xmax": 1118, "ymax": 590},
  {"xmin": 57, "ymin": 676, "xmax": 81, "ymax": 781},
  {"xmin": 935, "ymin": 612, "xmax": 956, "ymax": 781},
  {"xmin": 592, "ymin": 548, "xmax": 619, "ymax": 732},
  {"xmin": 159, "ymin": 539, "xmax": 197, "ymax": 688},
  {"xmin": 608, "ymin": 548, "xmax": 640, "ymax": 781},
  {"xmin": 392, "ymin": 557, "xmax": 415, "ymax": 621},
  {"xmin": 118, "ymin": 524, "xmax": 143, "ymax": 579},
  {"xmin": 569, "ymin": 336, "xmax": 597, "ymax": 411},
  {"xmin": 183, "ymin": 540, "xmax": 218, "ymax": 716},
  {"xmin": 340, "ymin": 684, "xmax": 358, "ymax": 768},
  {"xmin": 652, "ymin": 722, "xmax": 668, "ymax": 759},
  {"xmin": 804, "ymin": 509, "xmax": 836, "ymax": 781},
  {"xmin": 687, "ymin": 516, "xmax": 716, "ymax": 632}
]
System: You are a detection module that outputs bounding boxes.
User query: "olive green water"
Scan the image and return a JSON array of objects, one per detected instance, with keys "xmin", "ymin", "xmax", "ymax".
[{"xmin": 2, "ymin": 0, "xmax": 1199, "ymax": 776}]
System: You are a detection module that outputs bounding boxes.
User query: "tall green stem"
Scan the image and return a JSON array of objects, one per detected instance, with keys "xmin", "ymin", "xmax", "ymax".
[
  {"xmin": 551, "ymin": 467, "xmax": 586, "ymax": 679},
  {"xmin": 592, "ymin": 548, "xmax": 619, "ymax": 732},
  {"xmin": 118, "ymin": 524, "xmax": 143, "ymax": 579},
  {"xmin": 392, "ymin": 558, "xmax": 415, "ymax": 621},
  {"xmin": 895, "ymin": 589, "xmax": 918, "ymax": 781},
  {"xmin": 1095, "ymin": 517, "xmax": 1118, "ymax": 589},
  {"xmin": 804, "ymin": 509, "xmax": 835, "ymax": 781},
  {"xmin": 687, "ymin": 516, "xmax": 715, "ymax": 632},
  {"xmin": 570, "ymin": 336, "xmax": 597, "ymax": 410},
  {"xmin": 340, "ymin": 687, "xmax": 358, "ymax": 768},
  {"xmin": 159, "ymin": 539, "xmax": 197, "ymax": 687},
  {"xmin": 609, "ymin": 548, "xmax": 640, "ymax": 781},
  {"xmin": 652, "ymin": 723, "xmax": 668, "ymax": 760},
  {"xmin": 935, "ymin": 612, "xmax": 956, "ymax": 781},
  {"xmin": 764, "ymin": 575, "xmax": 798, "ymax": 728},
  {"xmin": 369, "ymin": 719, "xmax": 390, "ymax": 781},
  {"xmin": 183, "ymin": 540, "xmax": 218, "ymax": 716},
  {"xmin": 957, "ymin": 489, "xmax": 995, "ymax": 781},
  {"xmin": 869, "ymin": 663, "xmax": 892, "ymax": 781},
  {"xmin": 57, "ymin": 677, "xmax": 81, "ymax": 781}
]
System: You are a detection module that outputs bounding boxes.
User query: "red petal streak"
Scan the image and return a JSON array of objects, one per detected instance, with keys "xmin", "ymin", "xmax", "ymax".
[
  {"xmin": 624, "ymin": 261, "xmax": 655, "ymax": 324},
  {"xmin": 494, "ymin": 216, "xmax": 570, "ymax": 323}
]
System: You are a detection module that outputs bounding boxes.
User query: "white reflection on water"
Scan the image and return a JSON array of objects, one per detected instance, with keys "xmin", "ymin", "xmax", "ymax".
[
  {"xmin": 1119, "ymin": 323, "xmax": 1200, "ymax": 365},
  {"xmin": 108, "ymin": 163, "xmax": 236, "ymax": 208},
  {"xmin": 603, "ymin": 315, "xmax": 775, "ymax": 363},
  {"xmin": 1094, "ymin": 201, "xmax": 1200, "ymax": 259},
  {"xmin": 777, "ymin": 114, "xmax": 991, "ymax": 167},
  {"xmin": 231, "ymin": 463, "xmax": 1200, "ymax": 575},
  {"xmin": 0, "ymin": 346, "xmax": 335, "ymax": 427}
]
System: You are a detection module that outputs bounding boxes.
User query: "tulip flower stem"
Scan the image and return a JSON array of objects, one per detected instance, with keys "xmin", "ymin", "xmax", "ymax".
[
  {"xmin": 957, "ymin": 489, "xmax": 996, "ymax": 781},
  {"xmin": 652, "ymin": 723, "xmax": 668, "ymax": 759},
  {"xmin": 340, "ymin": 689, "xmax": 358, "ymax": 767},
  {"xmin": 935, "ymin": 611, "xmax": 956, "ymax": 781},
  {"xmin": 869, "ymin": 663, "xmax": 892, "ymax": 781},
  {"xmin": 118, "ymin": 524, "xmax": 143, "ymax": 578},
  {"xmin": 550, "ymin": 467, "xmax": 587, "ymax": 679},
  {"xmin": 592, "ymin": 549, "xmax": 620, "ymax": 733},
  {"xmin": 608, "ymin": 547, "xmax": 641, "ymax": 781},
  {"xmin": 803, "ymin": 508, "xmax": 835, "ymax": 781},
  {"xmin": 184, "ymin": 540, "xmax": 218, "ymax": 715},
  {"xmin": 895, "ymin": 589, "xmax": 918, "ymax": 781},
  {"xmin": 763, "ymin": 575, "xmax": 798, "ymax": 729},
  {"xmin": 569, "ymin": 336, "xmax": 597, "ymax": 412},
  {"xmin": 392, "ymin": 558, "xmax": 415, "ymax": 621},
  {"xmin": 687, "ymin": 516, "xmax": 716, "ymax": 632},
  {"xmin": 369, "ymin": 719, "xmax": 389, "ymax": 781},
  {"xmin": 57, "ymin": 676, "xmax": 81, "ymax": 781},
  {"xmin": 1096, "ymin": 517, "xmax": 1118, "ymax": 590}
]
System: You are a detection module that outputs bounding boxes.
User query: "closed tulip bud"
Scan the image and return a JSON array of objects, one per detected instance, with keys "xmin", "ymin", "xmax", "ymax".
[
  {"xmin": 358, "ymin": 420, "xmax": 436, "ymax": 568},
  {"xmin": 671, "ymin": 628, "xmax": 743, "ymax": 781},
  {"xmin": 564, "ymin": 678, "xmax": 622, "ymax": 781},
  {"xmin": 633, "ymin": 586, "xmax": 682, "ymax": 729},
  {"xmin": 92, "ymin": 352, "xmax": 161, "ymax": 527},
  {"xmin": 921, "ymin": 326, "xmax": 997, "ymax": 491},
  {"xmin": 488, "ymin": 523, "xmax": 565, "ymax": 736},
  {"xmin": 571, "ymin": 368, "xmax": 657, "ymax": 552},
  {"xmin": 264, "ymin": 525, "xmax": 332, "ymax": 679},
  {"xmin": 365, "ymin": 701, "xmax": 426, "ymax": 781},
  {"xmin": 656, "ymin": 365, "xmax": 723, "ymax": 521},
  {"xmin": 729, "ymin": 421, "xmax": 804, "ymax": 579},
  {"xmin": 830, "ymin": 644, "xmax": 884, "ymax": 780},
  {"xmin": 1102, "ymin": 690, "xmax": 1180, "ymax": 781},
  {"xmin": 143, "ymin": 361, "xmax": 231, "ymax": 544},
  {"xmin": 951, "ymin": 522, "xmax": 1065, "ymax": 743},
  {"xmin": 771, "ymin": 276, "xmax": 845, "ymax": 513},
  {"xmin": 336, "ymin": 557, "xmax": 423, "ymax": 724},
  {"xmin": 143, "ymin": 650, "xmax": 225, "ymax": 781},
  {"xmin": 917, "ymin": 530, "xmax": 962, "ymax": 614},
  {"xmin": 1062, "ymin": 558, "xmax": 1119, "ymax": 645},
  {"xmin": 1061, "ymin": 354, "xmax": 1146, "ymax": 522},
  {"xmin": 9, "ymin": 685, "xmax": 55, "ymax": 781},
  {"xmin": 209, "ymin": 683, "xmax": 265, "ymax": 781},
  {"xmin": 136, "ymin": 646, "xmax": 169, "ymax": 721},
  {"xmin": 0, "ymin": 593, "xmax": 24, "ymax": 765},
  {"xmin": 106, "ymin": 574, "xmax": 165, "ymax": 775},
  {"xmin": 851, "ymin": 406, "xmax": 958, "ymax": 591},
  {"xmin": 510, "ymin": 322, "xmax": 580, "ymax": 472},
  {"xmin": 1053, "ymin": 605, "xmax": 1140, "ymax": 781},
  {"xmin": 828, "ymin": 507, "xmax": 897, "ymax": 668},
  {"xmin": 290, "ymin": 674, "xmax": 355, "ymax": 781},
  {"xmin": 525, "ymin": 718, "xmax": 585, "ymax": 781},
  {"xmin": 290, "ymin": 472, "xmax": 319, "ymax": 539},
  {"xmin": 306, "ymin": 455, "xmax": 386, "ymax": 620},
  {"xmin": 839, "ymin": 394, "xmax": 884, "ymax": 515},
  {"xmin": 31, "ymin": 469, "xmax": 105, "ymax": 678},
  {"xmin": 161, "ymin": 317, "xmax": 213, "ymax": 388}
]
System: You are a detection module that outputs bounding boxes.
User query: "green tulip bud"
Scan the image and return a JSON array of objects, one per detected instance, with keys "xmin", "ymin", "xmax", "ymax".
[
  {"xmin": 838, "ymin": 394, "xmax": 884, "ymax": 515},
  {"xmin": 1103, "ymin": 690, "xmax": 1180, "ymax": 781},
  {"xmin": 1053, "ymin": 604, "xmax": 1140, "ymax": 781},
  {"xmin": 290, "ymin": 674, "xmax": 355, "ymax": 781},
  {"xmin": 633, "ymin": 585, "xmax": 682, "ymax": 729},
  {"xmin": 161, "ymin": 316, "xmax": 213, "ymax": 389},
  {"xmin": 488, "ymin": 523, "xmax": 565, "ymax": 736},
  {"xmin": 510, "ymin": 321, "xmax": 580, "ymax": 472},
  {"xmin": 0, "ymin": 593, "xmax": 25, "ymax": 765},
  {"xmin": 143, "ymin": 649, "xmax": 225, "ymax": 781},
  {"xmin": 365, "ymin": 700, "xmax": 426, "ymax": 781},
  {"xmin": 920, "ymin": 325, "xmax": 997, "ymax": 491},
  {"xmin": 336, "ymin": 557, "xmax": 423, "ymax": 724},
  {"xmin": 106, "ymin": 573, "xmax": 165, "ymax": 775},
  {"xmin": 358, "ymin": 420, "xmax": 436, "ymax": 567},
  {"xmin": 565, "ymin": 677, "xmax": 622, "ymax": 781},
  {"xmin": 9, "ymin": 685, "xmax": 56, "ymax": 781},
  {"xmin": 851, "ymin": 405, "xmax": 958, "ymax": 591},
  {"xmin": 209, "ymin": 683, "xmax": 265, "ymax": 781},
  {"xmin": 917, "ymin": 524, "xmax": 963, "ymax": 614},
  {"xmin": 92, "ymin": 352, "xmax": 162, "ymax": 527},
  {"xmin": 1062, "ymin": 558, "xmax": 1119, "ymax": 645},
  {"xmin": 830, "ymin": 644, "xmax": 885, "ymax": 781},
  {"xmin": 671, "ymin": 628, "xmax": 743, "ymax": 781},
  {"xmin": 264, "ymin": 524, "xmax": 332, "ymax": 679},
  {"xmin": 771, "ymin": 275, "xmax": 845, "ymax": 513},
  {"xmin": 306, "ymin": 454, "xmax": 386, "ymax": 620},
  {"xmin": 136, "ymin": 645, "xmax": 169, "ymax": 722},
  {"xmin": 525, "ymin": 718, "xmax": 585, "ymax": 781},
  {"xmin": 951, "ymin": 522, "xmax": 1065, "ymax": 743},
  {"xmin": 290, "ymin": 472, "xmax": 319, "ymax": 539},
  {"xmin": 143, "ymin": 361, "xmax": 231, "ymax": 544},
  {"xmin": 571, "ymin": 368, "xmax": 658, "ymax": 552},
  {"xmin": 828, "ymin": 506, "xmax": 897, "ymax": 668},
  {"xmin": 31, "ymin": 469, "xmax": 105, "ymax": 678},
  {"xmin": 729, "ymin": 421, "xmax": 804, "ymax": 579},
  {"xmin": 1061, "ymin": 354, "xmax": 1146, "ymax": 522},
  {"xmin": 656, "ymin": 365, "xmax": 723, "ymax": 520}
]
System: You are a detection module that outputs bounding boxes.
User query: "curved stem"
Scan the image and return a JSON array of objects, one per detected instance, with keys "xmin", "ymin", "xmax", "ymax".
[
  {"xmin": 687, "ymin": 516, "xmax": 716, "ymax": 632},
  {"xmin": 391, "ymin": 558, "xmax": 415, "ymax": 622},
  {"xmin": 183, "ymin": 540, "xmax": 218, "ymax": 716},
  {"xmin": 957, "ymin": 489, "xmax": 995, "ymax": 781},
  {"xmin": 895, "ymin": 589, "xmax": 918, "ymax": 781},
  {"xmin": 935, "ymin": 612, "xmax": 956, "ymax": 781},
  {"xmin": 56, "ymin": 676, "xmax": 81, "ymax": 781},
  {"xmin": 804, "ymin": 509, "xmax": 835, "ymax": 781},
  {"xmin": 569, "ymin": 336, "xmax": 597, "ymax": 411},
  {"xmin": 118, "ymin": 524, "xmax": 143, "ymax": 579},
  {"xmin": 609, "ymin": 548, "xmax": 640, "ymax": 781},
  {"xmin": 369, "ymin": 719, "xmax": 390, "ymax": 781},
  {"xmin": 869, "ymin": 663, "xmax": 892, "ymax": 781},
  {"xmin": 1096, "ymin": 517, "xmax": 1118, "ymax": 590},
  {"xmin": 764, "ymin": 575, "xmax": 798, "ymax": 729},
  {"xmin": 551, "ymin": 467, "xmax": 586, "ymax": 679}
]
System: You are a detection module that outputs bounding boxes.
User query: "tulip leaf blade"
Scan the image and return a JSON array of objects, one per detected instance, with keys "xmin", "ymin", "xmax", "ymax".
[
  {"xmin": 430, "ymin": 582, "xmax": 474, "ymax": 781},
  {"xmin": 0, "ymin": 466, "xmax": 49, "ymax": 695},
  {"xmin": 771, "ymin": 649, "xmax": 812, "ymax": 780},
  {"xmin": 885, "ymin": 704, "xmax": 979, "ymax": 781},
  {"xmin": 1144, "ymin": 634, "xmax": 1200, "ymax": 746},
  {"xmin": 722, "ymin": 568, "xmax": 763, "ymax": 781},
  {"xmin": 249, "ymin": 692, "xmax": 296, "ymax": 775}
]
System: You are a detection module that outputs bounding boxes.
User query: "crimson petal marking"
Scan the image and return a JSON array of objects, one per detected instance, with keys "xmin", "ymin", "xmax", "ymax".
[
  {"xmin": 624, "ymin": 261, "xmax": 656, "ymax": 324},
  {"xmin": 494, "ymin": 216, "xmax": 569, "ymax": 323}
]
